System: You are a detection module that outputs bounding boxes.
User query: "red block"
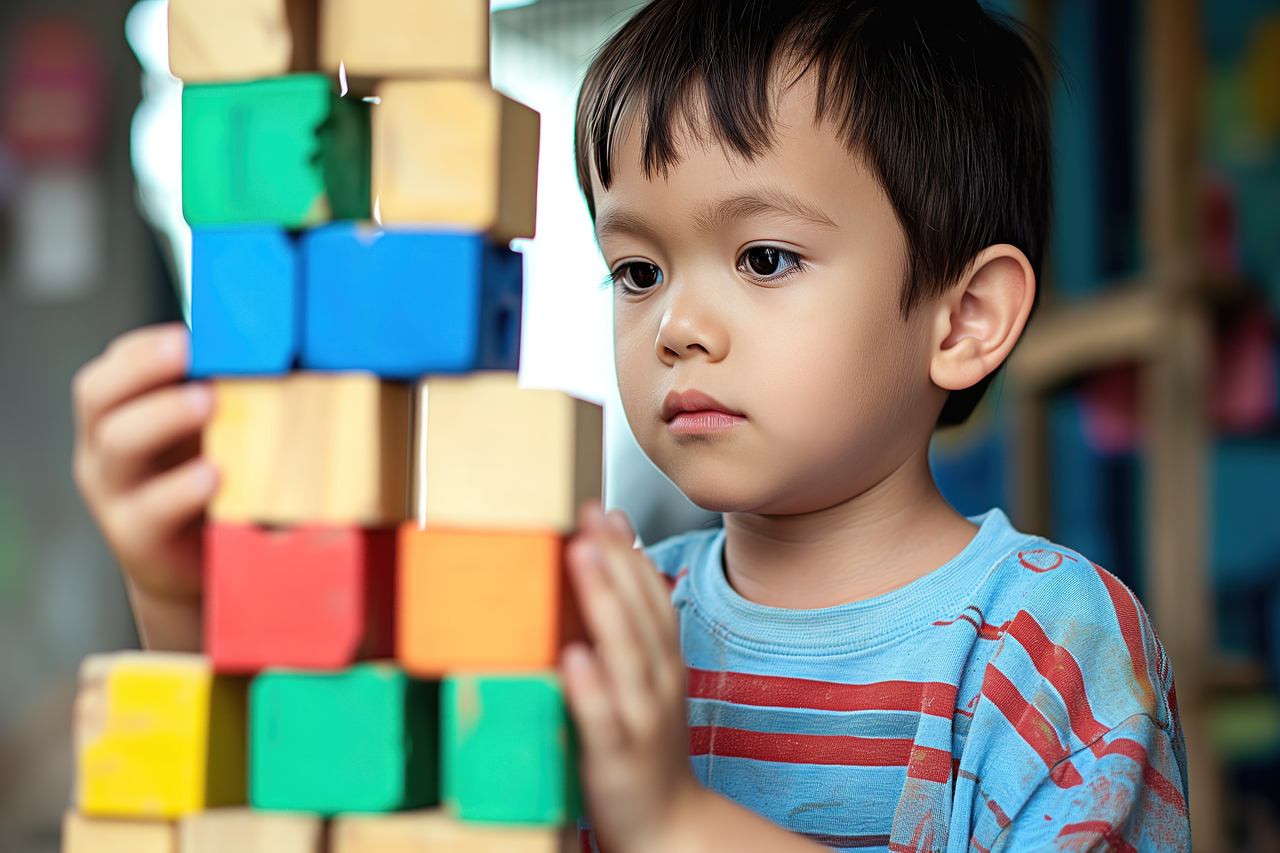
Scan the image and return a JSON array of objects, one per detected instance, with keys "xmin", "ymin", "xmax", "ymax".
[{"xmin": 205, "ymin": 523, "xmax": 395, "ymax": 673}]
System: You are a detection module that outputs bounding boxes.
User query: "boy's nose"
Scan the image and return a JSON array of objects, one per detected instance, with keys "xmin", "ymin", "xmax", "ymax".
[{"xmin": 655, "ymin": 286, "xmax": 729, "ymax": 365}]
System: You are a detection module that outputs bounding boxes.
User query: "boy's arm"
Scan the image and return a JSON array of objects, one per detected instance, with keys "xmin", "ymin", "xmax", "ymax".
[
  {"xmin": 563, "ymin": 505, "xmax": 828, "ymax": 853},
  {"xmin": 990, "ymin": 713, "xmax": 1190, "ymax": 853},
  {"xmin": 73, "ymin": 323, "xmax": 216, "ymax": 651}
]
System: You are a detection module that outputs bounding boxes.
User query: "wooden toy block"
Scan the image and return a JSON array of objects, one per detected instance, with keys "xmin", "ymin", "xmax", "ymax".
[
  {"xmin": 183, "ymin": 75, "xmax": 369, "ymax": 227},
  {"xmin": 319, "ymin": 0, "xmax": 488, "ymax": 80},
  {"xmin": 302, "ymin": 224, "xmax": 522, "ymax": 378},
  {"xmin": 179, "ymin": 807, "xmax": 324, "ymax": 853},
  {"xmin": 204, "ymin": 373, "xmax": 410, "ymax": 525},
  {"xmin": 442, "ymin": 673, "xmax": 580, "ymax": 825},
  {"xmin": 250, "ymin": 664, "xmax": 438, "ymax": 814},
  {"xmin": 373, "ymin": 81, "xmax": 539, "ymax": 242},
  {"xmin": 205, "ymin": 523, "xmax": 395, "ymax": 673},
  {"xmin": 62, "ymin": 812, "xmax": 176, "ymax": 853},
  {"xmin": 416, "ymin": 373, "xmax": 603, "ymax": 532},
  {"xmin": 332, "ymin": 809, "xmax": 564, "ymax": 853},
  {"xmin": 169, "ymin": 0, "xmax": 316, "ymax": 82},
  {"xmin": 75, "ymin": 653, "xmax": 246, "ymax": 818},
  {"xmin": 190, "ymin": 226, "xmax": 300, "ymax": 377},
  {"xmin": 397, "ymin": 525, "xmax": 585, "ymax": 676}
]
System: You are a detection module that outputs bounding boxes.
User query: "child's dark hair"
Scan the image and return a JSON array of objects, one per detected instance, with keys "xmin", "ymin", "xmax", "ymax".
[{"xmin": 574, "ymin": 0, "xmax": 1052, "ymax": 425}]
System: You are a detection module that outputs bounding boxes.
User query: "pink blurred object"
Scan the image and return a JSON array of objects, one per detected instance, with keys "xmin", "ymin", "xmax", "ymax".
[
  {"xmin": 1214, "ymin": 309, "xmax": 1278, "ymax": 434},
  {"xmin": 1079, "ymin": 367, "xmax": 1141, "ymax": 455},
  {"xmin": 3, "ymin": 19, "xmax": 108, "ymax": 166},
  {"xmin": 1202, "ymin": 175, "xmax": 1243, "ymax": 279}
]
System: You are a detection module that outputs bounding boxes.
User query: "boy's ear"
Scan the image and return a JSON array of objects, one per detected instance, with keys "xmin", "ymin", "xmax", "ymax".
[{"xmin": 928, "ymin": 244, "xmax": 1036, "ymax": 393}]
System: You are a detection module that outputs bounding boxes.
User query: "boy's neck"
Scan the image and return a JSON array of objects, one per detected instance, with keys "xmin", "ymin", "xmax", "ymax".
[{"xmin": 721, "ymin": 445, "xmax": 978, "ymax": 610}]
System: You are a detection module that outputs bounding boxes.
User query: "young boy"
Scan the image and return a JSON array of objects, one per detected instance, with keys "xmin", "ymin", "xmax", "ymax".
[{"xmin": 73, "ymin": 0, "xmax": 1190, "ymax": 850}]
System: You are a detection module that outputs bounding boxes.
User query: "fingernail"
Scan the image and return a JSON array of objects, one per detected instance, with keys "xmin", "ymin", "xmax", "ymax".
[
  {"xmin": 158, "ymin": 326, "xmax": 188, "ymax": 362},
  {"xmin": 605, "ymin": 510, "xmax": 633, "ymax": 538},
  {"xmin": 184, "ymin": 384, "xmax": 213, "ymax": 416},
  {"xmin": 562, "ymin": 644, "xmax": 591, "ymax": 672},
  {"xmin": 190, "ymin": 460, "xmax": 218, "ymax": 494},
  {"xmin": 573, "ymin": 538, "xmax": 603, "ymax": 567}
]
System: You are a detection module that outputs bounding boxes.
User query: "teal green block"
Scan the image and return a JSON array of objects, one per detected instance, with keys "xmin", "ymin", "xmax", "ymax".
[
  {"xmin": 182, "ymin": 74, "xmax": 370, "ymax": 227},
  {"xmin": 250, "ymin": 664, "xmax": 437, "ymax": 815},
  {"xmin": 442, "ymin": 673, "xmax": 581, "ymax": 825}
]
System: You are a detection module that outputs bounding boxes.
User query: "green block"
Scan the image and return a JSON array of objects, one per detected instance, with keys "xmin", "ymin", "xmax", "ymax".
[
  {"xmin": 182, "ymin": 74, "xmax": 370, "ymax": 227},
  {"xmin": 442, "ymin": 673, "xmax": 581, "ymax": 825},
  {"xmin": 250, "ymin": 664, "xmax": 438, "ymax": 814}
]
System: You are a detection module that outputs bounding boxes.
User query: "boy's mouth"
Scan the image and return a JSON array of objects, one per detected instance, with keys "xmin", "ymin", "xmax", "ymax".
[{"xmin": 662, "ymin": 390, "xmax": 747, "ymax": 435}]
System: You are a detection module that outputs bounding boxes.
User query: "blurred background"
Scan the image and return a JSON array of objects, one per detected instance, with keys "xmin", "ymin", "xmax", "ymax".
[{"xmin": 0, "ymin": 0, "xmax": 1275, "ymax": 851}]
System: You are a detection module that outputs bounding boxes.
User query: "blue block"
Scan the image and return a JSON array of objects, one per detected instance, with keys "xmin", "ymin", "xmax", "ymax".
[
  {"xmin": 190, "ymin": 227, "xmax": 300, "ymax": 377},
  {"xmin": 301, "ymin": 224, "xmax": 522, "ymax": 379}
]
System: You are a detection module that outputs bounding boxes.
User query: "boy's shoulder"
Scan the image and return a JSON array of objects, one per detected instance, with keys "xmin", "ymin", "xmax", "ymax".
[{"xmin": 971, "ymin": 525, "xmax": 1178, "ymax": 732}]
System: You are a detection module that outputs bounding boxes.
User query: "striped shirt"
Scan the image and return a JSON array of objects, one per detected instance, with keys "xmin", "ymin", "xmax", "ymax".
[{"xmin": 583, "ymin": 509, "xmax": 1189, "ymax": 852}]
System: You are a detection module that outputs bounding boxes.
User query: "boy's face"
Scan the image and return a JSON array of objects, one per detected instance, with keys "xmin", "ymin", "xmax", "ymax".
[{"xmin": 594, "ymin": 81, "xmax": 949, "ymax": 515}]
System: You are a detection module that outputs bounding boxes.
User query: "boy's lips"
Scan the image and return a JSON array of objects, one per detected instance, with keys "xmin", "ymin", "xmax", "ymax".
[{"xmin": 662, "ymin": 390, "xmax": 747, "ymax": 434}]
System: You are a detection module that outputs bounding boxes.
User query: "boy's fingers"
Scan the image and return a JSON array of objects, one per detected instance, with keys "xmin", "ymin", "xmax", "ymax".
[
  {"xmin": 596, "ymin": 535, "xmax": 674, "ymax": 691},
  {"xmin": 105, "ymin": 456, "xmax": 217, "ymax": 556},
  {"xmin": 73, "ymin": 324, "xmax": 190, "ymax": 433},
  {"xmin": 93, "ymin": 384, "xmax": 214, "ymax": 492},
  {"xmin": 568, "ymin": 537, "xmax": 653, "ymax": 721},
  {"xmin": 561, "ymin": 643, "xmax": 625, "ymax": 755}
]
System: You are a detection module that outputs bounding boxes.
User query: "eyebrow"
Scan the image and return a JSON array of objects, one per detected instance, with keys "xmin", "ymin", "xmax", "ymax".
[
  {"xmin": 594, "ymin": 189, "xmax": 838, "ymax": 242},
  {"xmin": 692, "ymin": 191, "xmax": 838, "ymax": 233}
]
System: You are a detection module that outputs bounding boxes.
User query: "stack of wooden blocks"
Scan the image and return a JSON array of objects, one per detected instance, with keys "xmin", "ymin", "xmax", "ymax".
[{"xmin": 64, "ymin": 1, "xmax": 602, "ymax": 851}]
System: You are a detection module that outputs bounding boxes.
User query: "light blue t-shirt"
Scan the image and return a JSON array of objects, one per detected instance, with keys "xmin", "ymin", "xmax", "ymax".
[{"xmin": 580, "ymin": 509, "xmax": 1190, "ymax": 852}]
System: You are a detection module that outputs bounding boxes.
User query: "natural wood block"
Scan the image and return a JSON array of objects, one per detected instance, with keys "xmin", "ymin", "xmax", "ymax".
[
  {"xmin": 168, "ymin": 0, "xmax": 316, "ymax": 82},
  {"xmin": 183, "ymin": 75, "xmax": 370, "ymax": 227},
  {"xmin": 442, "ymin": 674, "xmax": 580, "ymax": 825},
  {"xmin": 397, "ymin": 525, "xmax": 586, "ymax": 676},
  {"xmin": 62, "ymin": 812, "xmax": 176, "ymax": 853},
  {"xmin": 250, "ymin": 664, "xmax": 438, "ymax": 814},
  {"xmin": 332, "ymin": 809, "xmax": 563, "ymax": 853},
  {"xmin": 74, "ymin": 653, "xmax": 246, "ymax": 818},
  {"xmin": 205, "ymin": 524, "xmax": 396, "ymax": 673},
  {"xmin": 179, "ymin": 807, "xmax": 324, "ymax": 853},
  {"xmin": 373, "ymin": 81, "xmax": 539, "ymax": 242},
  {"xmin": 319, "ymin": 0, "xmax": 488, "ymax": 79},
  {"xmin": 416, "ymin": 373, "xmax": 602, "ymax": 532},
  {"xmin": 205, "ymin": 373, "xmax": 410, "ymax": 526}
]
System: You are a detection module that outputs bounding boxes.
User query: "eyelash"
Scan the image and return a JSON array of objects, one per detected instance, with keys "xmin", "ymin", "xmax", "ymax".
[{"xmin": 607, "ymin": 246, "xmax": 807, "ymax": 294}]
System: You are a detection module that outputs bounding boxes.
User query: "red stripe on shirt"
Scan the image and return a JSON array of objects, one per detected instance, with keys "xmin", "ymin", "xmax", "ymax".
[
  {"xmin": 689, "ymin": 725, "xmax": 916, "ymax": 767},
  {"xmin": 1057, "ymin": 820, "xmax": 1137, "ymax": 853},
  {"xmin": 980, "ymin": 663, "xmax": 1083, "ymax": 788},
  {"xmin": 906, "ymin": 745, "xmax": 953, "ymax": 783},
  {"xmin": 1093, "ymin": 563, "xmax": 1158, "ymax": 716},
  {"xmin": 1007, "ymin": 611, "xmax": 1109, "ymax": 744},
  {"xmin": 987, "ymin": 798, "xmax": 1012, "ymax": 828},
  {"xmin": 1091, "ymin": 736, "xmax": 1187, "ymax": 816},
  {"xmin": 687, "ymin": 668, "xmax": 957, "ymax": 717}
]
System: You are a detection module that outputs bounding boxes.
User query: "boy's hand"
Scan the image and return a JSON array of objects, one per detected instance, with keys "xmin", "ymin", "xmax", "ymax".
[
  {"xmin": 562, "ymin": 503, "xmax": 703, "ymax": 853},
  {"xmin": 72, "ymin": 323, "xmax": 216, "ymax": 651}
]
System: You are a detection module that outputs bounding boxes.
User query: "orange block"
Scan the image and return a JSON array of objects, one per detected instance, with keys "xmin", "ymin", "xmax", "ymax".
[{"xmin": 397, "ymin": 525, "xmax": 585, "ymax": 676}]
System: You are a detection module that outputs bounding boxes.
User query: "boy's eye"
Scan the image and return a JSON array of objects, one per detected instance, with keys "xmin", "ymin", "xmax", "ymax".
[
  {"xmin": 739, "ymin": 246, "xmax": 800, "ymax": 278},
  {"xmin": 615, "ymin": 261, "xmax": 663, "ymax": 290}
]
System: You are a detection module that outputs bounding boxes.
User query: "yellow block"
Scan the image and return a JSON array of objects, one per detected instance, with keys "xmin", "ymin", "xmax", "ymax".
[
  {"xmin": 168, "ymin": 0, "xmax": 316, "ymax": 82},
  {"xmin": 416, "ymin": 372, "xmax": 602, "ymax": 533},
  {"xmin": 205, "ymin": 373, "xmax": 410, "ymax": 526},
  {"xmin": 180, "ymin": 807, "xmax": 324, "ymax": 853},
  {"xmin": 319, "ymin": 0, "xmax": 488, "ymax": 79},
  {"xmin": 62, "ymin": 812, "xmax": 176, "ymax": 853},
  {"xmin": 332, "ymin": 809, "xmax": 564, "ymax": 853},
  {"xmin": 373, "ymin": 81, "xmax": 539, "ymax": 243},
  {"xmin": 75, "ymin": 653, "xmax": 246, "ymax": 819}
]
